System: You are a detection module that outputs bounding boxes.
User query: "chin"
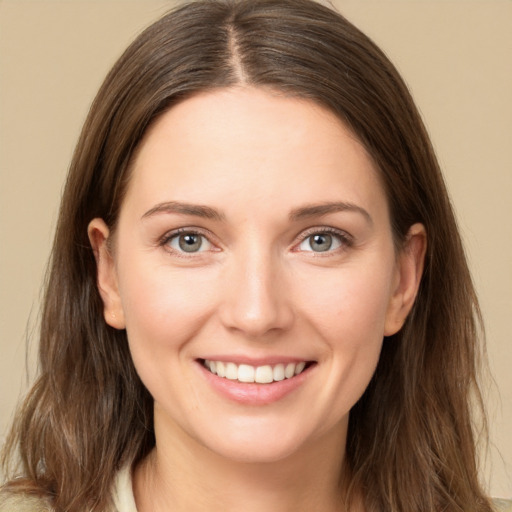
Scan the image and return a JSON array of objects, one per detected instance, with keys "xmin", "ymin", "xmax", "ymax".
[
  {"xmin": 206, "ymin": 439, "xmax": 304, "ymax": 464},
  {"xmin": 194, "ymin": 418, "xmax": 325, "ymax": 465}
]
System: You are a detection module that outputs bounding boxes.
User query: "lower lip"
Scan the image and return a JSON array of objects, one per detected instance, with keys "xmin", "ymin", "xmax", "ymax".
[{"xmin": 196, "ymin": 361, "xmax": 314, "ymax": 405}]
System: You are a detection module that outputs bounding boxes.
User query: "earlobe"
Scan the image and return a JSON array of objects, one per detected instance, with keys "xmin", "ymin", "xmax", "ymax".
[
  {"xmin": 384, "ymin": 223, "xmax": 427, "ymax": 336},
  {"xmin": 88, "ymin": 218, "xmax": 126, "ymax": 330}
]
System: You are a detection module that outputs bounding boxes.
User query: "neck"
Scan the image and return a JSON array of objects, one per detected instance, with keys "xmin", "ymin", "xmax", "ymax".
[{"xmin": 133, "ymin": 414, "xmax": 357, "ymax": 512}]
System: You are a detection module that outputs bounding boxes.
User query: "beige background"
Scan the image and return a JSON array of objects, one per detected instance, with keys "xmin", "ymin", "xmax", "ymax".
[{"xmin": 0, "ymin": 0, "xmax": 511, "ymax": 497}]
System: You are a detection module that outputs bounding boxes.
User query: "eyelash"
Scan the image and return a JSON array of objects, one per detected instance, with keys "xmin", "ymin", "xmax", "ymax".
[{"xmin": 158, "ymin": 226, "xmax": 353, "ymax": 257}]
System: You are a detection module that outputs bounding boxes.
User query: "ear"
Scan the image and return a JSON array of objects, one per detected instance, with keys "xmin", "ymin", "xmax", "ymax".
[
  {"xmin": 384, "ymin": 223, "xmax": 427, "ymax": 336},
  {"xmin": 88, "ymin": 218, "xmax": 126, "ymax": 329}
]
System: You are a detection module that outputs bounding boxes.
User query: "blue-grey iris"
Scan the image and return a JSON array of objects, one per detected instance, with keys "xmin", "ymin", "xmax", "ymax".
[
  {"xmin": 310, "ymin": 234, "xmax": 332, "ymax": 252},
  {"xmin": 179, "ymin": 234, "xmax": 202, "ymax": 252}
]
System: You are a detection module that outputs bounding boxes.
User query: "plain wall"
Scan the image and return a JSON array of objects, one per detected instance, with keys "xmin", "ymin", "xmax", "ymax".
[{"xmin": 0, "ymin": 0, "xmax": 511, "ymax": 497}]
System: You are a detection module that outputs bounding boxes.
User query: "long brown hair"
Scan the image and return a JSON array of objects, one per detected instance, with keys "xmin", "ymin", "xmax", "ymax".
[{"xmin": 1, "ymin": 1, "xmax": 492, "ymax": 510}]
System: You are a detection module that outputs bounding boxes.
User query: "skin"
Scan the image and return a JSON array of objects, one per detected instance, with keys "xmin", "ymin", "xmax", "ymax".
[{"xmin": 89, "ymin": 87, "xmax": 426, "ymax": 512}]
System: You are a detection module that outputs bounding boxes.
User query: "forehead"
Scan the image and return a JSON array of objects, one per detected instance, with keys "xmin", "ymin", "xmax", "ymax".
[{"xmin": 124, "ymin": 86, "xmax": 386, "ymax": 219}]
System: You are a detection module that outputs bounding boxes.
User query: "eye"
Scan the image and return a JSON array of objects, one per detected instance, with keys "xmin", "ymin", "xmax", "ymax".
[
  {"xmin": 297, "ymin": 229, "xmax": 349, "ymax": 253},
  {"xmin": 165, "ymin": 231, "xmax": 214, "ymax": 253}
]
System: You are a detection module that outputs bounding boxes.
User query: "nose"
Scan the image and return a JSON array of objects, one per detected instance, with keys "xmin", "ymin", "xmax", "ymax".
[{"xmin": 218, "ymin": 245, "xmax": 294, "ymax": 339}]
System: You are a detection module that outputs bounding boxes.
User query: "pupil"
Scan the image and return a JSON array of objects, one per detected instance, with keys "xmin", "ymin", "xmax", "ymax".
[
  {"xmin": 311, "ymin": 234, "xmax": 332, "ymax": 252},
  {"xmin": 179, "ymin": 234, "xmax": 202, "ymax": 252}
]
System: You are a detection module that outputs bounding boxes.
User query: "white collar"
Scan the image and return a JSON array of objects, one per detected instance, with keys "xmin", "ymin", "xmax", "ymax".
[{"xmin": 112, "ymin": 466, "xmax": 138, "ymax": 512}]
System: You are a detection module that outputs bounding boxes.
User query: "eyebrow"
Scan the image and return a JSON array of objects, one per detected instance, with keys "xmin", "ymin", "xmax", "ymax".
[
  {"xmin": 141, "ymin": 200, "xmax": 372, "ymax": 225},
  {"xmin": 141, "ymin": 201, "xmax": 226, "ymax": 221},
  {"xmin": 289, "ymin": 202, "xmax": 373, "ymax": 225}
]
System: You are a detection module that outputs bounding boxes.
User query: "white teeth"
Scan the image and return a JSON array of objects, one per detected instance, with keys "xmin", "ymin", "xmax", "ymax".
[
  {"xmin": 284, "ymin": 363, "xmax": 296, "ymax": 379},
  {"xmin": 216, "ymin": 361, "xmax": 226, "ymax": 378},
  {"xmin": 273, "ymin": 364, "xmax": 285, "ymax": 381},
  {"xmin": 238, "ymin": 364, "xmax": 255, "ymax": 383},
  {"xmin": 203, "ymin": 359, "xmax": 309, "ymax": 383},
  {"xmin": 255, "ymin": 365, "xmax": 273, "ymax": 384},
  {"xmin": 295, "ymin": 361, "xmax": 306, "ymax": 375},
  {"xmin": 225, "ymin": 362, "xmax": 238, "ymax": 380}
]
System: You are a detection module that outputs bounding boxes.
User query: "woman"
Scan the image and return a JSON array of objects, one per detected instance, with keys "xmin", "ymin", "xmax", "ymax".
[{"xmin": 1, "ymin": 0, "xmax": 508, "ymax": 511}]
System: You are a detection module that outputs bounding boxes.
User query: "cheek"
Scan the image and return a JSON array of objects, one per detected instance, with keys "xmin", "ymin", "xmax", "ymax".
[
  {"xmin": 116, "ymin": 257, "xmax": 219, "ymax": 354},
  {"xmin": 297, "ymin": 259, "xmax": 394, "ymax": 388},
  {"xmin": 116, "ymin": 262, "xmax": 221, "ymax": 413},
  {"xmin": 297, "ymin": 262, "xmax": 394, "ymax": 344},
  {"xmin": 307, "ymin": 270, "xmax": 391, "ymax": 407}
]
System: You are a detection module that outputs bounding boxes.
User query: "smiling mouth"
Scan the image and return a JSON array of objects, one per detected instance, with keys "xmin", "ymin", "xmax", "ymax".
[{"xmin": 201, "ymin": 359, "xmax": 313, "ymax": 384}]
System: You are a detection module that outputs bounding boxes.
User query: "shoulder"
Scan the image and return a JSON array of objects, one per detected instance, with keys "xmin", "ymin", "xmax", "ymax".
[
  {"xmin": 494, "ymin": 498, "xmax": 512, "ymax": 511},
  {"xmin": 0, "ymin": 467, "xmax": 135, "ymax": 512},
  {"xmin": 0, "ymin": 491, "xmax": 54, "ymax": 512}
]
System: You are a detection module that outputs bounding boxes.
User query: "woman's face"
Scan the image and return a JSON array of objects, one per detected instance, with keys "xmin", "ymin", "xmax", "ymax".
[{"xmin": 90, "ymin": 87, "xmax": 424, "ymax": 463}]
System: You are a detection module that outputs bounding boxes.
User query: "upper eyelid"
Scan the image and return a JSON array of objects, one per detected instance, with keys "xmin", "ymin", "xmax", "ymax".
[{"xmin": 295, "ymin": 226, "xmax": 353, "ymax": 242}]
